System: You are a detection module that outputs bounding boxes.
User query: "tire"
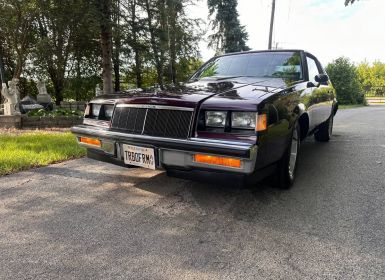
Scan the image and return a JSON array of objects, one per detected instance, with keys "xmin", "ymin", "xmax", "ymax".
[
  {"xmin": 314, "ymin": 115, "xmax": 333, "ymax": 142},
  {"xmin": 275, "ymin": 122, "xmax": 300, "ymax": 189}
]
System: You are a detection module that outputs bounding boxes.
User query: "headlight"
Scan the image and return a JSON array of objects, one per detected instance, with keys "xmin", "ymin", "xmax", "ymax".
[
  {"xmin": 91, "ymin": 104, "xmax": 101, "ymax": 118},
  {"xmin": 104, "ymin": 105, "xmax": 114, "ymax": 120},
  {"xmin": 231, "ymin": 112, "xmax": 257, "ymax": 129},
  {"xmin": 205, "ymin": 111, "xmax": 227, "ymax": 127}
]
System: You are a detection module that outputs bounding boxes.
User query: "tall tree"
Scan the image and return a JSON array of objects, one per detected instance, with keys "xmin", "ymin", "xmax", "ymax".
[
  {"xmin": 34, "ymin": 0, "xmax": 96, "ymax": 104},
  {"xmin": 140, "ymin": 0, "xmax": 201, "ymax": 87},
  {"xmin": 121, "ymin": 0, "xmax": 148, "ymax": 88},
  {"xmin": 0, "ymin": 0, "xmax": 204, "ymax": 102},
  {"xmin": 165, "ymin": 0, "xmax": 201, "ymax": 84},
  {"xmin": 95, "ymin": 0, "xmax": 114, "ymax": 95},
  {"xmin": 35, "ymin": 0, "xmax": 76, "ymax": 104},
  {"xmin": 0, "ymin": 0, "xmax": 37, "ymax": 79},
  {"xmin": 207, "ymin": 0, "xmax": 250, "ymax": 54},
  {"xmin": 143, "ymin": 0, "xmax": 165, "ymax": 88},
  {"xmin": 70, "ymin": 4, "xmax": 100, "ymax": 101},
  {"xmin": 112, "ymin": 0, "xmax": 122, "ymax": 92}
]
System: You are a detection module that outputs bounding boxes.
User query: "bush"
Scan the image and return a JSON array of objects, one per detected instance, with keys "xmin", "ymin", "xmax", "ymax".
[
  {"xmin": 27, "ymin": 108, "xmax": 84, "ymax": 117},
  {"xmin": 326, "ymin": 57, "xmax": 365, "ymax": 105}
]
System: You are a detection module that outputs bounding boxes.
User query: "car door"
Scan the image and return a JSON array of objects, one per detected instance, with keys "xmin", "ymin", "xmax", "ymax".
[{"xmin": 305, "ymin": 54, "xmax": 333, "ymax": 129}]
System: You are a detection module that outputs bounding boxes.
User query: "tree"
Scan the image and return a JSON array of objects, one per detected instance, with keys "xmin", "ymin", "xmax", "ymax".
[
  {"xmin": 33, "ymin": 0, "xmax": 99, "ymax": 104},
  {"xmin": 207, "ymin": 0, "xmax": 250, "ymax": 54},
  {"xmin": 112, "ymin": 0, "xmax": 122, "ymax": 92},
  {"xmin": 326, "ymin": 57, "xmax": 364, "ymax": 105},
  {"xmin": 93, "ymin": 0, "xmax": 114, "ymax": 95},
  {"xmin": 34, "ymin": 0, "xmax": 77, "ymax": 104},
  {"xmin": 120, "ymin": 0, "xmax": 152, "ymax": 89},
  {"xmin": 165, "ymin": 0, "xmax": 202, "ymax": 84},
  {"xmin": 357, "ymin": 61, "xmax": 385, "ymax": 97},
  {"xmin": 143, "ymin": 0, "xmax": 166, "ymax": 88},
  {"xmin": 0, "ymin": 0, "xmax": 203, "ymax": 103},
  {"xmin": 345, "ymin": 0, "xmax": 358, "ymax": 5},
  {"xmin": 0, "ymin": 0, "xmax": 37, "ymax": 79}
]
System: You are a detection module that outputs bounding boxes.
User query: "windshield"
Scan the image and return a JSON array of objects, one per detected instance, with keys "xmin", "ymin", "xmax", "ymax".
[{"xmin": 192, "ymin": 51, "xmax": 303, "ymax": 82}]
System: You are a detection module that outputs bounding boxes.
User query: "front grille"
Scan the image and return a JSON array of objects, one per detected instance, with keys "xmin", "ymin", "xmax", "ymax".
[{"xmin": 111, "ymin": 105, "xmax": 194, "ymax": 139}]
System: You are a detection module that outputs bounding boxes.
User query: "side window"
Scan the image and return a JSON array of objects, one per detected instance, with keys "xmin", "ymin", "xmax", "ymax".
[{"xmin": 306, "ymin": 56, "xmax": 320, "ymax": 83}]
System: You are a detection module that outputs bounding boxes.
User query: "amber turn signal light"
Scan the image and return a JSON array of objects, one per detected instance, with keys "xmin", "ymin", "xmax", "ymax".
[
  {"xmin": 79, "ymin": 137, "xmax": 101, "ymax": 147},
  {"xmin": 256, "ymin": 114, "xmax": 267, "ymax": 132},
  {"xmin": 193, "ymin": 154, "xmax": 241, "ymax": 168}
]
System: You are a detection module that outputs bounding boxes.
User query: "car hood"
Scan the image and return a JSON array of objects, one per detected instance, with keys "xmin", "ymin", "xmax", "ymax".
[{"xmin": 95, "ymin": 77, "xmax": 291, "ymax": 109}]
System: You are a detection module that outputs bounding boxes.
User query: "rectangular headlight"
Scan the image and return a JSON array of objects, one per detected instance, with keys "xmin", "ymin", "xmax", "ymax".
[
  {"xmin": 231, "ymin": 112, "xmax": 257, "ymax": 129},
  {"xmin": 103, "ymin": 105, "xmax": 114, "ymax": 120},
  {"xmin": 205, "ymin": 111, "xmax": 227, "ymax": 127},
  {"xmin": 91, "ymin": 104, "xmax": 101, "ymax": 118}
]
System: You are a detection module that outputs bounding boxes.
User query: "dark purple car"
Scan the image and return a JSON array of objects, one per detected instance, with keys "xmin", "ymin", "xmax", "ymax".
[{"xmin": 71, "ymin": 50, "xmax": 337, "ymax": 188}]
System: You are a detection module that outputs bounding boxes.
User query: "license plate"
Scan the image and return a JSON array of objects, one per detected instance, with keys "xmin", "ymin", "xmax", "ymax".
[{"xmin": 122, "ymin": 144, "xmax": 156, "ymax": 170}]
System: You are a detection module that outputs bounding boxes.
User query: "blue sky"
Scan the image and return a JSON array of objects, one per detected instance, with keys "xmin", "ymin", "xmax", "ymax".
[{"xmin": 190, "ymin": 0, "xmax": 385, "ymax": 65}]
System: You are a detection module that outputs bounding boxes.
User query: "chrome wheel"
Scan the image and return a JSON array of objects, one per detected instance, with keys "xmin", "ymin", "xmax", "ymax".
[{"xmin": 288, "ymin": 127, "xmax": 299, "ymax": 180}]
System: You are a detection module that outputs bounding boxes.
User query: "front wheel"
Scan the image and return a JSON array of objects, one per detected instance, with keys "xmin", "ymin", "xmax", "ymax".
[
  {"xmin": 275, "ymin": 122, "xmax": 300, "ymax": 189},
  {"xmin": 314, "ymin": 115, "xmax": 333, "ymax": 142}
]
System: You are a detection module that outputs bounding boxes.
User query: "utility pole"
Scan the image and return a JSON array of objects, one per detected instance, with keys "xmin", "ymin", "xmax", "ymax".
[{"xmin": 268, "ymin": 0, "xmax": 276, "ymax": 50}]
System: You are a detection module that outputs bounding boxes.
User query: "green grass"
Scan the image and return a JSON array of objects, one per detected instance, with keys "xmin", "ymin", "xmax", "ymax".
[
  {"xmin": 0, "ymin": 132, "xmax": 85, "ymax": 176},
  {"xmin": 338, "ymin": 104, "xmax": 367, "ymax": 109}
]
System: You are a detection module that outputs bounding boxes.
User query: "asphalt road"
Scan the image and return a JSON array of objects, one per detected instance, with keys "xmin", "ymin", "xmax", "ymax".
[{"xmin": 0, "ymin": 106, "xmax": 384, "ymax": 279}]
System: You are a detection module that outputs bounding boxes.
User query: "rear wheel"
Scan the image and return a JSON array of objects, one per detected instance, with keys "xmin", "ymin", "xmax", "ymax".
[
  {"xmin": 314, "ymin": 115, "xmax": 333, "ymax": 142},
  {"xmin": 275, "ymin": 122, "xmax": 300, "ymax": 189}
]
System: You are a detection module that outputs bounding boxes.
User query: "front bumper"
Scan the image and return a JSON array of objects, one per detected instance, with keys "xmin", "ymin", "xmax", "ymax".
[{"xmin": 71, "ymin": 125, "xmax": 258, "ymax": 174}]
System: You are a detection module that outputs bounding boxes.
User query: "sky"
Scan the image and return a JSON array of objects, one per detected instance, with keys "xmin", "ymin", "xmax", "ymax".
[{"xmin": 189, "ymin": 0, "xmax": 385, "ymax": 66}]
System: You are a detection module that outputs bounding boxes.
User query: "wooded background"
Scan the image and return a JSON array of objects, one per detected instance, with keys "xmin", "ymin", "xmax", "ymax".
[
  {"xmin": 0, "ymin": 0, "xmax": 250, "ymax": 104},
  {"xmin": 0, "ymin": 0, "xmax": 383, "ymax": 106}
]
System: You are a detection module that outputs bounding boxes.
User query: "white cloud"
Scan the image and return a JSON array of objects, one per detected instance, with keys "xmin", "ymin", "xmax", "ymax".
[{"xmin": 189, "ymin": 0, "xmax": 385, "ymax": 66}]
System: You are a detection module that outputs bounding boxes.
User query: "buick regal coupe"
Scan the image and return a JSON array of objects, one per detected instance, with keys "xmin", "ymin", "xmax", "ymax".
[{"xmin": 71, "ymin": 50, "xmax": 337, "ymax": 189}]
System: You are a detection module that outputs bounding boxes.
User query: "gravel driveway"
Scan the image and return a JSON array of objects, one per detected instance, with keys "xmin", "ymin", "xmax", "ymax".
[{"xmin": 0, "ymin": 106, "xmax": 384, "ymax": 279}]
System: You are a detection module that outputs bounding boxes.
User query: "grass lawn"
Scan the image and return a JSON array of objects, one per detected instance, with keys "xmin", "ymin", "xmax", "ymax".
[
  {"xmin": 339, "ymin": 104, "xmax": 367, "ymax": 109},
  {"xmin": 0, "ymin": 131, "xmax": 85, "ymax": 176}
]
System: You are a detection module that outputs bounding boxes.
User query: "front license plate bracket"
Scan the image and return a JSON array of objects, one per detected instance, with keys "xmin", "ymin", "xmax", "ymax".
[{"xmin": 122, "ymin": 144, "xmax": 156, "ymax": 170}]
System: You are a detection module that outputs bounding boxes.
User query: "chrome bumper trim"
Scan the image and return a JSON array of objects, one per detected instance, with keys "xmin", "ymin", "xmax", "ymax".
[{"xmin": 71, "ymin": 125, "xmax": 256, "ymax": 159}]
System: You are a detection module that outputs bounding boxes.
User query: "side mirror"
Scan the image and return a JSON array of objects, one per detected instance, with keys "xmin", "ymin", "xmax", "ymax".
[
  {"xmin": 307, "ymin": 81, "xmax": 316, "ymax": 88},
  {"xmin": 314, "ymin": 74, "xmax": 329, "ymax": 84}
]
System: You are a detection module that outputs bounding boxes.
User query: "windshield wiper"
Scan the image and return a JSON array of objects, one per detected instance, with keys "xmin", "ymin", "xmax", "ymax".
[{"xmin": 190, "ymin": 75, "xmax": 263, "ymax": 82}]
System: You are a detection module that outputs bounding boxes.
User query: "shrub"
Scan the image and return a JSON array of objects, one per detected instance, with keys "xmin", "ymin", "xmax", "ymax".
[
  {"xmin": 326, "ymin": 57, "xmax": 365, "ymax": 105},
  {"xmin": 27, "ymin": 108, "xmax": 83, "ymax": 117}
]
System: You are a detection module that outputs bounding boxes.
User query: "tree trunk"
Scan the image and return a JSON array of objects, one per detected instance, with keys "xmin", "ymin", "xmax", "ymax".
[
  {"xmin": 134, "ymin": 50, "xmax": 142, "ymax": 88},
  {"xmin": 75, "ymin": 59, "xmax": 81, "ymax": 101},
  {"xmin": 48, "ymin": 70, "xmax": 64, "ymax": 105},
  {"xmin": 13, "ymin": 55, "xmax": 24, "ymax": 79},
  {"xmin": 99, "ymin": 0, "xmax": 114, "ymax": 95},
  {"xmin": 113, "ymin": 43, "xmax": 120, "ymax": 92},
  {"xmin": 0, "ymin": 45, "xmax": 6, "ymax": 84},
  {"xmin": 168, "ymin": 2, "xmax": 177, "ymax": 84},
  {"xmin": 112, "ymin": 0, "xmax": 121, "ymax": 92},
  {"xmin": 131, "ymin": 0, "xmax": 142, "ymax": 88}
]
